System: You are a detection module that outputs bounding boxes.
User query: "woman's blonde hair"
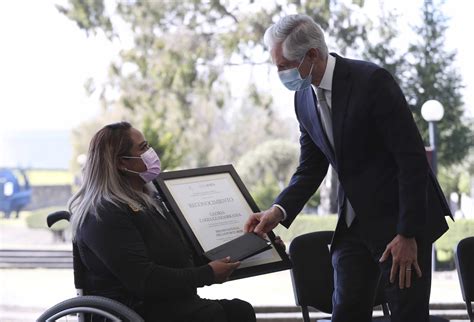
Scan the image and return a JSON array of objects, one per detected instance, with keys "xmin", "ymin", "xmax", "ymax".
[{"xmin": 68, "ymin": 122, "xmax": 155, "ymax": 239}]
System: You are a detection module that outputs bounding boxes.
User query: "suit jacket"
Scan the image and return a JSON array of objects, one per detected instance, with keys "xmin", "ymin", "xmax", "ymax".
[{"xmin": 275, "ymin": 53, "xmax": 451, "ymax": 245}]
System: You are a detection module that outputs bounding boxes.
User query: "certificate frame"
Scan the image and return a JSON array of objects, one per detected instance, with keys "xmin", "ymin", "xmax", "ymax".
[{"xmin": 155, "ymin": 164, "xmax": 292, "ymax": 280}]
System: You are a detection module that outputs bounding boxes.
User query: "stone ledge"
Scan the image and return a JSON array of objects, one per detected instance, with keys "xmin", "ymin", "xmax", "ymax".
[
  {"xmin": 254, "ymin": 305, "xmax": 470, "ymax": 321},
  {"xmin": 256, "ymin": 312, "xmax": 470, "ymax": 322},
  {"xmin": 254, "ymin": 303, "xmax": 468, "ymax": 313}
]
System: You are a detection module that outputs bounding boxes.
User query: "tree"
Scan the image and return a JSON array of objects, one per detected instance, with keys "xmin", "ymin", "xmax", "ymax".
[
  {"xmin": 236, "ymin": 139, "xmax": 299, "ymax": 209},
  {"xmin": 58, "ymin": 0, "xmax": 265, "ymax": 169},
  {"xmin": 237, "ymin": 139, "xmax": 299, "ymax": 189},
  {"xmin": 292, "ymin": 0, "xmax": 370, "ymax": 56},
  {"xmin": 404, "ymin": 0, "xmax": 472, "ymax": 167},
  {"xmin": 57, "ymin": 0, "xmax": 371, "ymax": 169},
  {"xmin": 362, "ymin": 4, "xmax": 407, "ymax": 84},
  {"xmin": 360, "ymin": 0, "xmax": 473, "ymax": 203},
  {"xmin": 69, "ymin": 107, "xmax": 132, "ymax": 173},
  {"xmin": 58, "ymin": 0, "xmax": 379, "ymax": 214}
]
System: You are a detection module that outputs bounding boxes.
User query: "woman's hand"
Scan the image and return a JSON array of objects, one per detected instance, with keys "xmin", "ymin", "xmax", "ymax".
[{"xmin": 208, "ymin": 257, "xmax": 240, "ymax": 283}]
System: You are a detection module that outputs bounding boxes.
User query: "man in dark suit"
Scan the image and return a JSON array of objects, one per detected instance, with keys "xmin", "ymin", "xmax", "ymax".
[{"xmin": 244, "ymin": 14, "xmax": 452, "ymax": 322}]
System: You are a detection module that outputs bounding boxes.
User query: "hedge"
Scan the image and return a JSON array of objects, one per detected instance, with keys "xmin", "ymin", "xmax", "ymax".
[{"xmin": 25, "ymin": 207, "xmax": 69, "ymax": 231}]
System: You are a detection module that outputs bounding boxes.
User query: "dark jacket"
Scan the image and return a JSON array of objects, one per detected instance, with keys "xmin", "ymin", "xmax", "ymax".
[
  {"xmin": 76, "ymin": 199, "xmax": 214, "ymax": 315},
  {"xmin": 275, "ymin": 54, "xmax": 451, "ymax": 245}
]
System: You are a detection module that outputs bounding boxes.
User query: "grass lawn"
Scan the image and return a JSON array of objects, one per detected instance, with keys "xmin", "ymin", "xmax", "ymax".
[
  {"xmin": 26, "ymin": 169, "xmax": 74, "ymax": 186},
  {"xmin": 273, "ymin": 214, "xmax": 338, "ymax": 241}
]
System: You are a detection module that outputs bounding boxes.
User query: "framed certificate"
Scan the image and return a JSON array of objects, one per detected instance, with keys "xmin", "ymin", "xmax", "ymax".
[{"xmin": 155, "ymin": 164, "xmax": 292, "ymax": 280}]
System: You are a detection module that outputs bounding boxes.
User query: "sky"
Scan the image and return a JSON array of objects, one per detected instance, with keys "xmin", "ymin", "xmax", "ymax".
[
  {"xmin": 0, "ymin": 0, "xmax": 116, "ymax": 133},
  {"xmin": 0, "ymin": 0, "xmax": 473, "ymax": 135}
]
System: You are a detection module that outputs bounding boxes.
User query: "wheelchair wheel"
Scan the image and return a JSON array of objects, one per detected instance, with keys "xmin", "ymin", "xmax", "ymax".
[{"xmin": 37, "ymin": 295, "xmax": 144, "ymax": 322}]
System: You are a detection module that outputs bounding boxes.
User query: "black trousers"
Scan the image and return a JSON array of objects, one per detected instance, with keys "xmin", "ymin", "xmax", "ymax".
[
  {"xmin": 331, "ymin": 218, "xmax": 432, "ymax": 322},
  {"xmin": 145, "ymin": 296, "xmax": 256, "ymax": 322}
]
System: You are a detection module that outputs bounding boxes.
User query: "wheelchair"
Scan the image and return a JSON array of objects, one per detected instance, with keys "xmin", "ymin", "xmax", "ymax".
[{"xmin": 37, "ymin": 211, "xmax": 144, "ymax": 322}]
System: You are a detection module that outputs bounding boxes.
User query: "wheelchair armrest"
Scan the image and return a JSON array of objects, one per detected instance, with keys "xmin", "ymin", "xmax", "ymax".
[{"xmin": 47, "ymin": 211, "xmax": 71, "ymax": 227}]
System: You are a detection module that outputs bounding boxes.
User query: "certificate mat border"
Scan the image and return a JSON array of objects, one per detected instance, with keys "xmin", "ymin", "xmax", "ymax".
[{"xmin": 155, "ymin": 164, "xmax": 292, "ymax": 280}]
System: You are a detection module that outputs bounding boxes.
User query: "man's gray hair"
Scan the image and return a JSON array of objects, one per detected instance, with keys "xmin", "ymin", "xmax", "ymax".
[{"xmin": 264, "ymin": 14, "xmax": 328, "ymax": 61}]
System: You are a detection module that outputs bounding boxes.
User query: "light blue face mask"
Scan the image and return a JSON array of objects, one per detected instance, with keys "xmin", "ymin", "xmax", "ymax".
[{"xmin": 278, "ymin": 54, "xmax": 314, "ymax": 91}]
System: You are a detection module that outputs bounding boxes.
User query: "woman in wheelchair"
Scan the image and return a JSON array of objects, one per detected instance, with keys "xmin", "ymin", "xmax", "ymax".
[{"xmin": 68, "ymin": 121, "xmax": 256, "ymax": 322}]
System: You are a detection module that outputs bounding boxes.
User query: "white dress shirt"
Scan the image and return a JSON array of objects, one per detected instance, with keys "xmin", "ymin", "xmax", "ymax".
[{"xmin": 313, "ymin": 54, "xmax": 336, "ymax": 110}]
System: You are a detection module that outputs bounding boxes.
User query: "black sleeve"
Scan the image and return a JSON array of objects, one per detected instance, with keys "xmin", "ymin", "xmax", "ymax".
[
  {"xmin": 369, "ymin": 68, "xmax": 429, "ymax": 238},
  {"xmin": 82, "ymin": 205, "xmax": 215, "ymax": 298},
  {"xmin": 275, "ymin": 94, "xmax": 329, "ymax": 227}
]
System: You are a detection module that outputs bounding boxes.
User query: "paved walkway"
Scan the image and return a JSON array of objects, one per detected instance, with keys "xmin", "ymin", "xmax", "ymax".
[
  {"xmin": 0, "ymin": 219, "xmax": 71, "ymax": 250},
  {"xmin": 0, "ymin": 218, "xmax": 467, "ymax": 321},
  {"xmin": 0, "ymin": 268, "xmax": 466, "ymax": 321}
]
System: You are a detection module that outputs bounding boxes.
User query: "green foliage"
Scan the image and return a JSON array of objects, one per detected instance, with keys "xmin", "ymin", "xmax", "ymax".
[
  {"xmin": 59, "ymin": 0, "xmax": 471, "ymax": 213},
  {"xmin": 295, "ymin": 0, "xmax": 369, "ymax": 56},
  {"xmin": 58, "ymin": 0, "xmax": 370, "ymax": 172},
  {"xmin": 59, "ymin": 0, "xmax": 241, "ymax": 169},
  {"xmin": 237, "ymin": 139, "xmax": 299, "ymax": 188},
  {"xmin": 362, "ymin": 0, "xmax": 472, "ymax": 198},
  {"xmin": 68, "ymin": 109, "xmax": 133, "ymax": 173},
  {"xmin": 435, "ymin": 218, "xmax": 474, "ymax": 263},
  {"xmin": 25, "ymin": 207, "xmax": 69, "ymax": 231},
  {"xmin": 236, "ymin": 139, "xmax": 299, "ymax": 209},
  {"xmin": 457, "ymin": 171, "xmax": 471, "ymax": 195},
  {"xmin": 306, "ymin": 189, "xmax": 322, "ymax": 210},
  {"xmin": 362, "ymin": 7, "xmax": 407, "ymax": 83},
  {"xmin": 437, "ymin": 152, "xmax": 474, "ymax": 197},
  {"xmin": 404, "ymin": 0, "xmax": 472, "ymax": 167},
  {"xmin": 250, "ymin": 180, "xmax": 282, "ymax": 211},
  {"xmin": 436, "ymin": 218, "xmax": 474, "ymax": 251},
  {"xmin": 142, "ymin": 116, "xmax": 184, "ymax": 171},
  {"xmin": 56, "ymin": 0, "xmax": 113, "ymax": 37}
]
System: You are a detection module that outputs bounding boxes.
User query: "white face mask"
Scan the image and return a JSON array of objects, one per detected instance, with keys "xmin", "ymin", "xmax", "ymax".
[
  {"xmin": 121, "ymin": 147, "xmax": 161, "ymax": 183},
  {"xmin": 278, "ymin": 53, "xmax": 314, "ymax": 91}
]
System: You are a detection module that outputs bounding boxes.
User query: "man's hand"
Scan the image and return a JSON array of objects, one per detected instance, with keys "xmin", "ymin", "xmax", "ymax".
[
  {"xmin": 379, "ymin": 234, "xmax": 422, "ymax": 289},
  {"xmin": 208, "ymin": 257, "xmax": 240, "ymax": 283},
  {"xmin": 244, "ymin": 206, "xmax": 284, "ymax": 237}
]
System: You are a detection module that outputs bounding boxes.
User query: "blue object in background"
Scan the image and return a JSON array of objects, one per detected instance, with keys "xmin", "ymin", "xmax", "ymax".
[{"xmin": 0, "ymin": 168, "xmax": 32, "ymax": 218}]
